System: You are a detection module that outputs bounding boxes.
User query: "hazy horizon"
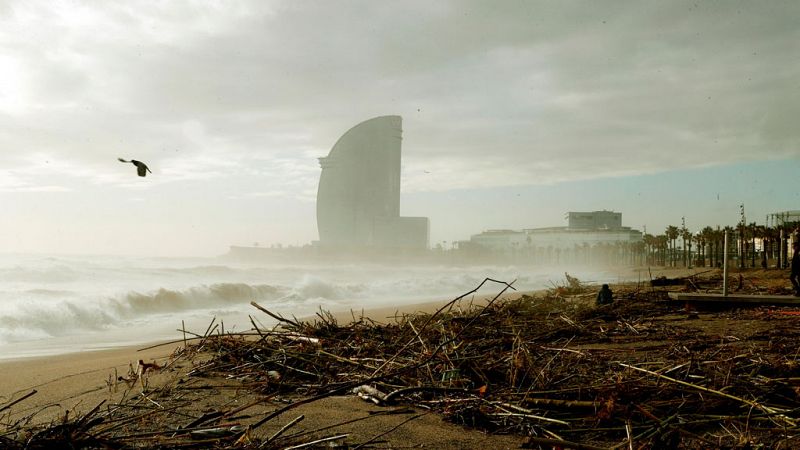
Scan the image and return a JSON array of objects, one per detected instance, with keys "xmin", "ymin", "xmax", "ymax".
[
  {"xmin": 2, "ymin": 1, "xmax": 799, "ymax": 257},
  {"xmin": 0, "ymin": 252, "xmax": 633, "ymax": 359}
]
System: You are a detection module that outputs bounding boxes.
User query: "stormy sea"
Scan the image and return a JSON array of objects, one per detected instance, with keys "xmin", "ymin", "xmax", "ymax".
[{"xmin": 0, "ymin": 253, "xmax": 627, "ymax": 359}]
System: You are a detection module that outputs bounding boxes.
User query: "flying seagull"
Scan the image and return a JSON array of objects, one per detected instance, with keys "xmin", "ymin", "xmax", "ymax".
[{"xmin": 118, "ymin": 158, "xmax": 152, "ymax": 177}]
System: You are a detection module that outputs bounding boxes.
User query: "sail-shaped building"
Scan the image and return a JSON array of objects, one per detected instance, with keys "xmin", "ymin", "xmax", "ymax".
[{"xmin": 317, "ymin": 116, "xmax": 429, "ymax": 250}]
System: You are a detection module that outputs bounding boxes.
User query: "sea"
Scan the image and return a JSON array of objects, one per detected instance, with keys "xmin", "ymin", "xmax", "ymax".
[{"xmin": 0, "ymin": 253, "xmax": 631, "ymax": 360}]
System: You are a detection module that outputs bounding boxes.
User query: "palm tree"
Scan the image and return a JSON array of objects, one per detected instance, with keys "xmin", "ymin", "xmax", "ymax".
[
  {"xmin": 700, "ymin": 226, "xmax": 714, "ymax": 267},
  {"xmin": 681, "ymin": 226, "xmax": 692, "ymax": 268},
  {"xmin": 657, "ymin": 234, "xmax": 669, "ymax": 265},
  {"xmin": 721, "ymin": 226, "xmax": 735, "ymax": 267},
  {"xmin": 707, "ymin": 227, "xmax": 719, "ymax": 268},
  {"xmin": 693, "ymin": 231, "xmax": 704, "ymax": 267},
  {"xmin": 643, "ymin": 233, "xmax": 655, "ymax": 265},
  {"xmin": 737, "ymin": 222, "xmax": 748, "ymax": 269},
  {"xmin": 666, "ymin": 225, "xmax": 679, "ymax": 267},
  {"xmin": 654, "ymin": 235, "xmax": 663, "ymax": 266}
]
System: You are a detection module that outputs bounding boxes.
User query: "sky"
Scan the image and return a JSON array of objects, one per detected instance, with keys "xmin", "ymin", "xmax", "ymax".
[{"xmin": 0, "ymin": 0, "xmax": 798, "ymax": 257}]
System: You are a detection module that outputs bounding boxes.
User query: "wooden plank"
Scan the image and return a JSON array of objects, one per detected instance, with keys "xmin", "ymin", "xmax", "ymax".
[{"xmin": 667, "ymin": 292, "xmax": 800, "ymax": 305}]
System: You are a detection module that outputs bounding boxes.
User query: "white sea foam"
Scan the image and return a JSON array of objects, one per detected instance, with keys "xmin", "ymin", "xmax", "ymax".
[{"xmin": 0, "ymin": 254, "xmax": 626, "ymax": 359}]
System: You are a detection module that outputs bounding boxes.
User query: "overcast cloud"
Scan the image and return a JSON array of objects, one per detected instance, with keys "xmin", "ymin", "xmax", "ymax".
[{"xmin": 1, "ymin": 0, "xmax": 798, "ymax": 255}]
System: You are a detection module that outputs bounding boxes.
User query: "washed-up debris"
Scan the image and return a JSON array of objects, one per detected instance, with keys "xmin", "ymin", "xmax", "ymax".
[
  {"xmin": 2, "ymin": 272, "xmax": 800, "ymax": 449},
  {"xmin": 650, "ymin": 275, "xmax": 687, "ymax": 287}
]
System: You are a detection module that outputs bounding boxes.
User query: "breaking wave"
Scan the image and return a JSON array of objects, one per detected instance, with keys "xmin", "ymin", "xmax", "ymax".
[
  {"xmin": 0, "ymin": 255, "xmax": 599, "ymax": 357},
  {"xmin": 111, "ymin": 283, "xmax": 283, "ymax": 316},
  {"xmin": 0, "ymin": 282, "xmax": 286, "ymax": 343}
]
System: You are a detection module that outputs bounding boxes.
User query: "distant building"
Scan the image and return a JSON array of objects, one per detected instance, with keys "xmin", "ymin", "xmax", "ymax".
[
  {"xmin": 469, "ymin": 230, "xmax": 528, "ymax": 253},
  {"xmin": 469, "ymin": 211, "xmax": 642, "ymax": 264},
  {"xmin": 528, "ymin": 210, "xmax": 641, "ymax": 249},
  {"xmin": 567, "ymin": 211, "xmax": 621, "ymax": 230},
  {"xmin": 767, "ymin": 210, "xmax": 800, "ymax": 228},
  {"xmin": 316, "ymin": 116, "xmax": 429, "ymax": 250},
  {"xmin": 525, "ymin": 226, "xmax": 642, "ymax": 250}
]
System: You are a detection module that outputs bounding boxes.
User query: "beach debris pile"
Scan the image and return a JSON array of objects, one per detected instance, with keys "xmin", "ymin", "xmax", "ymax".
[
  {"xmin": 2, "ymin": 271, "xmax": 800, "ymax": 449},
  {"xmin": 548, "ymin": 272, "xmax": 589, "ymax": 298}
]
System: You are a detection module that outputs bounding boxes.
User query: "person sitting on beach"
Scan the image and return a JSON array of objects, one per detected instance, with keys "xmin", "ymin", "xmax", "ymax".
[
  {"xmin": 596, "ymin": 284, "xmax": 613, "ymax": 306},
  {"xmin": 791, "ymin": 242, "xmax": 800, "ymax": 296}
]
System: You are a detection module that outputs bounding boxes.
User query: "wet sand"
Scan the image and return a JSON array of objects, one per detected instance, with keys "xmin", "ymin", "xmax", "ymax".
[{"xmin": 0, "ymin": 267, "xmax": 695, "ymax": 447}]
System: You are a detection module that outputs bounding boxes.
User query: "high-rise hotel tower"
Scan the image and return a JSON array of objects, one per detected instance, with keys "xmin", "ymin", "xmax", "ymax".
[{"xmin": 317, "ymin": 116, "xmax": 429, "ymax": 249}]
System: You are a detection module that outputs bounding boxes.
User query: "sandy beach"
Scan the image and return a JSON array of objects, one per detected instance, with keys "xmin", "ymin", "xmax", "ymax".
[
  {"xmin": 0, "ymin": 285, "xmax": 537, "ymax": 448},
  {"xmin": 0, "ymin": 267, "xmax": 713, "ymax": 448},
  {"xmin": 0, "ymin": 296, "xmax": 480, "ymax": 412}
]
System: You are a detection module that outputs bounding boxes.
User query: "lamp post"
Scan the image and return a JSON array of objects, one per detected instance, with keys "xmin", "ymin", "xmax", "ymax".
[{"xmin": 723, "ymin": 229, "xmax": 729, "ymax": 297}]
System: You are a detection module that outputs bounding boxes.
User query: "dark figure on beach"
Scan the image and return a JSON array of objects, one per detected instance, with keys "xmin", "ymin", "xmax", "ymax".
[
  {"xmin": 791, "ymin": 242, "xmax": 800, "ymax": 296},
  {"xmin": 118, "ymin": 158, "xmax": 152, "ymax": 177},
  {"xmin": 596, "ymin": 284, "xmax": 613, "ymax": 305}
]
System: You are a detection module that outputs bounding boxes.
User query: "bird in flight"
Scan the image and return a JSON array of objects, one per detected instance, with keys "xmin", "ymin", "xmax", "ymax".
[{"xmin": 118, "ymin": 158, "xmax": 152, "ymax": 177}]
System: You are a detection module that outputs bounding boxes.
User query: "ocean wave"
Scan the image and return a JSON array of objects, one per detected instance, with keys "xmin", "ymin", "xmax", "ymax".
[
  {"xmin": 0, "ymin": 259, "xmax": 566, "ymax": 347},
  {"xmin": 0, "ymin": 276, "xmax": 370, "ymax": 343},
  {"xmin": 24, "ymin": 288, "xmax": 76, "ymax": 297},
  {"xmin": 294, "ymin": 274, "xmax": 367, "ymax": 299},
  {"xmin": 0, "ymin": 301, "xmax": 114, "ymax": 341},
  {"xmin": 0, "ymin": 264, "xmax": 82, "ymax": 283},
  {"xmin": 158, "ymin": 265, "xmax": 240, "ymax": 277},
  {"xmin": 111, "ymin": 283, "xmax": 283, "ymax": 316},
  {"xmin": 0, "ymin": 282, "xmax": 287, "ymax": 343}
]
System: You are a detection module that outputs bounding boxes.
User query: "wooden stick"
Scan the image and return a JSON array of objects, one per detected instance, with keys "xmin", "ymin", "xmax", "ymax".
[
  {"xmin": 625, "ymin": 420, "xmax": 633, "ymax": 450},
  {"xmin": 524, "ymin": 436, "xmax": 610, "ymax": 450},
  {"xmin": 619, "ymin": 363, "xmax": 794, "ymax": 426},
  {"xmin": 251, "ymin": 301, "xmax": 301, "ymax": 328},
  {"xmin": 283, "ymin": 434, "xmax": 348, "ymax": 450},
  {"xmin": 251, "ymin": 280, "xmax": 517, "ymax": 430},
  {"xmin": 263, "ymin": 415, "xmax": 304, "ymax": 446},
  {"xmin": 353, "ymin": 413, "xmax": 426, "ymax": 449},
  {"xmin": 370, "ymin": 278, "xmax": 516, "ymax": 377},
  {"xmin": 286, "ymin": 409, "xmax": 414, "ymax": 441},
  {"xmin": 0, "ymin": 389, "xmax": 37, "ymax": 413},
  {"xmin": 523, "ymin": 397, "xmax": 598, "ymax": 408}
]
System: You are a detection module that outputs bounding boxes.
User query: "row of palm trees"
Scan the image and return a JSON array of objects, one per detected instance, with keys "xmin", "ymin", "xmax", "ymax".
[{"xmin": 643, "ymin": 222, "xmax": 799, "ymax": 268}]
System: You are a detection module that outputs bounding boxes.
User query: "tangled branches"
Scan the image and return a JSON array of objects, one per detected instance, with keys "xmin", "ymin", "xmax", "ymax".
[{"xmin": 3, "ymin": 275, "xmax": 800, "ymax": 449}]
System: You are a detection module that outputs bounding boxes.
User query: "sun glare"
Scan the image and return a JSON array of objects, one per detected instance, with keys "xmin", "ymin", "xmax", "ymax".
[{"xmin": 0, "ymin": 56, "xmax": 28, "ymax": 115}]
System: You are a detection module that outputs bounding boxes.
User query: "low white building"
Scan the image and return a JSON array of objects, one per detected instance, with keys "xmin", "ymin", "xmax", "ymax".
[
  {"xmin": 469, "ymin": 229, "xmax": 528, "ymax": 254},
  {"xmin": 468, "ymin": 211, "xmax": 643, "ymax": 264},
  {"xmin": 525, "ymin": 226, "xmax": 642, "ymax": 249}
]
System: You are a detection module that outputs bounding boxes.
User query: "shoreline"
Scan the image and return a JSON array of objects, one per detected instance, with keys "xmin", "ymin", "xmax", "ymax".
[
  {"xmin": 0, "ymin": 265, "xmax": 697, "ymax": 363},
  {"xmin": 4, "ymin": 266, "xmax": 782, "ymax": 448},
  {"xmin": 1, "ymin": 291, "xmax": 514, "ymax": 433},
  {"xmin": 0, "ymin": 267, "xmax": 704, "ymax": 419},
  {"xmin": 0, "ymin": 264, "xmax": 694, "ymax": 362}
]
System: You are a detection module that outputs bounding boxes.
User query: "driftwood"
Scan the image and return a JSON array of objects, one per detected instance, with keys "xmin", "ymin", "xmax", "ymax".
[
  {"xmin": 650, "ymin": 269, "xmax": 716, "ymax": 287},
  {"xmin": 650, "ymin": 275, "xmax": 686, "ymax": 286},
  {"xmin": 3, "ymin": 273, "xmax": 800, "ymax": 449}
]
